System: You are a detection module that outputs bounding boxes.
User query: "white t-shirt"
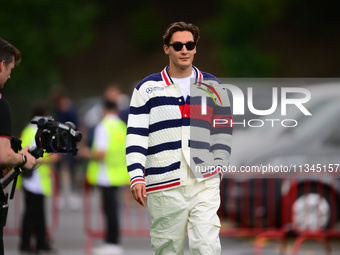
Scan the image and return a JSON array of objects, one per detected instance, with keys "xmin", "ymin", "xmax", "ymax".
[{"xmin": 172, "ymin": 72, "xmax": 195, "ymax": 101}]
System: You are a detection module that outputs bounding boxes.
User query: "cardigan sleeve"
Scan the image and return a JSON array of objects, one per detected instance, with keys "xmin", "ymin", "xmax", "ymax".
[
  {"xmin": 126, "ymin": 85, "xmax": 150, "ymax": 188},
  {"xmin": 210, "ymin": 85, "xmax": 233, "ymax": 167}
]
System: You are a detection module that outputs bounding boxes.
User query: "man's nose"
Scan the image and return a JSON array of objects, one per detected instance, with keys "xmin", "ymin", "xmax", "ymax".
[{"xmin": 181, "ymin": 46, "xmax": 188, "ymax": 53}]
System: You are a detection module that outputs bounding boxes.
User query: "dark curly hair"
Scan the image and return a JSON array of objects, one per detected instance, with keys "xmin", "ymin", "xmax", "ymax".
[{"xmin": 163, "ymin": 21, "xmax": 200, "ymax": 46}]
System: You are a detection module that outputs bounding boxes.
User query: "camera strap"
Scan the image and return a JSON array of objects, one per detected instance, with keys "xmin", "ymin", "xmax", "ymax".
[
  {"xmin": 9, "ymin": 173, "xmax": 18, "ymax": 200},
  {"xmin": 0, "ymin": 186, "xmax": 8, "ymax": 228}
]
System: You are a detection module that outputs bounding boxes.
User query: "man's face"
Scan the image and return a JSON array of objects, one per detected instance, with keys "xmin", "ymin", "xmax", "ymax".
[
  {"xmin": 0, "ymin": 57, "xmax": 15, "ymax": 89},
  {"xmin": 164, "ymin": 31, "xmax": 196, "ymax": 71}
]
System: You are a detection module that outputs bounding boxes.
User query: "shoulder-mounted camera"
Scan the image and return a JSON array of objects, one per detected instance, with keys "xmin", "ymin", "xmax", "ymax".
[{"xmin": 30, "ymin": 116, "xmax": 82, "ymax": 158}]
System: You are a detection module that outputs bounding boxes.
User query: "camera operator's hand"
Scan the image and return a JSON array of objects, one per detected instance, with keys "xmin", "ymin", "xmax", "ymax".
[{"xmin": 19, "ymin": 146, "xmax": 36, "ymax": 170}]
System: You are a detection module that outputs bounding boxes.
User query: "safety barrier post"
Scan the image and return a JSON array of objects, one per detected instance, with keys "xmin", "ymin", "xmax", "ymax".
[
  {"xmin": 83, "ymin": 178, "xmax": 151, "ymax": 254},
  {"xmin": 253, "ymin": 178, "xmax": 287, "ymax": 255},
  {"xmin": 83, "ymin": 179, "xmax": 105, "ymax": 254}
]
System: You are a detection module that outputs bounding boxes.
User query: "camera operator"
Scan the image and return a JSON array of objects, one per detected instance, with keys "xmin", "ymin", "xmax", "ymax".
[{"xmin": 0, "ymin": 37, "xmax": 36, "ymax": 178}]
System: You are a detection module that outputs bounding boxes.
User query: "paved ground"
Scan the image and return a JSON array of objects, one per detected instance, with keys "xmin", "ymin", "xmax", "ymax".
[
  {"xmin": 3, "ymin": 174, "xmax": 340, "ymax": 255},
  {"xmin": 4, "ymin": 201, "xmax": 340, "ymax": 255}
]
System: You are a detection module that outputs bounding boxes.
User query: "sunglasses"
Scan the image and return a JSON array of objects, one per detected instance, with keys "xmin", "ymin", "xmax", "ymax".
[{"xmin": 168, "ymin": 41, "xmax": 196, "ymax": 51}]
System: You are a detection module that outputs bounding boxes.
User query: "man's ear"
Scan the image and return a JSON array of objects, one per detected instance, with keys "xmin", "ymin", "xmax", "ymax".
[
  {"xmin": 163, "ymin": 44, "xmax": 170, "ymax": 55},
  {"xmin": 0, "ymin": 60, "xmax": 4, "ymax": 72}
]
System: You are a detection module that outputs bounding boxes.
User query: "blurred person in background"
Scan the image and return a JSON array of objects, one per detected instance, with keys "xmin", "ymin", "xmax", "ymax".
[
  {"xmin": 51, "ymin": 86, "xmax": 80, "ymax": 210},
  {"xmin": 18, "ymin": 103, "xmax": 59, "ymax": 255},
  {"xmin": 83, "ymin": 83, "xmax": 130, "ymax": 151},
  {"xmin": 126, "ymin": 22, "xmax": 232, "ymax": 254},
  {"xmin": 0, "ymin": 37, "xmax": 36, "ymax": 254},
  {"xmin": 79, "ymin": 85, "xmax": 130, "ymax": 255}
]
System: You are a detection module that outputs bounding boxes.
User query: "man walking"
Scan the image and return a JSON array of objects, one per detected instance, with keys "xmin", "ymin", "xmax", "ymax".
[{"xmin": 126, "ymin": 22, "xmax": 232, "ymax": 254}]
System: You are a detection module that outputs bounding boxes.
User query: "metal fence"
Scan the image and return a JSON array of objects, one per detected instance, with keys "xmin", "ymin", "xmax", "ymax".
[
  {"xmin": 4, "ymin": 173, "xmax": 340, "ymax": 255},
  {"xmin": 219, "ymin": 176, "xmax": 340, "ymax": 255}
]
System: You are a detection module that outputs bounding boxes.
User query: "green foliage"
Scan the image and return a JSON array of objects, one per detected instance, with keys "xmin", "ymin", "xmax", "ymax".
[
  {"xmin": 0, "ymin": 0, "xmax": 98, "ymax": 135},
  {"xmin": 203, "ymin": 0, "xmax": 290, "ymax": 77},
  {"xmin": 0, "ymin": 0, "xmax": 99, "ymax": 93},
  {"xmin": 126, "ymin": 3, "xmax": 165, "ymax": 51}
]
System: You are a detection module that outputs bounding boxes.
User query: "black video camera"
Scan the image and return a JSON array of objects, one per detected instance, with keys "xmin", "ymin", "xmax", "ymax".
[
  {"xmin": 1, "ymin": 116, "xmax": 82, "ymax": 190},
  {"xmin": 29, "ymin": 116, "xmax": 82, "ymax": 158}
]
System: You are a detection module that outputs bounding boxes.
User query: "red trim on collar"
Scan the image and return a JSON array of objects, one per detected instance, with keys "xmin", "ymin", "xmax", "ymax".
[
  {"xmin": 198, "ymin": 70, "xmax": 203, "ymax": 83},
  {"xmin": 161, "ymin": 69, "xmax": 171, "ymax": 86},
  {"xmin": 161, "ymin": 66, "xmax": 203, "ymax": 86}
]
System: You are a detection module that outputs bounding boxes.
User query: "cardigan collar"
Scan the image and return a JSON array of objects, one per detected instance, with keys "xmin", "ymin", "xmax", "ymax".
[{"xmin": 161, "ymin": 65, "xmax": 203, "ymax": 86}]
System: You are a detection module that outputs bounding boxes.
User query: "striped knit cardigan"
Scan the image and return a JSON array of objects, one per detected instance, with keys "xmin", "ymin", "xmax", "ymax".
[{"xmin": 126, "ymin": 66, "xmax": 232, "ymax": 193}]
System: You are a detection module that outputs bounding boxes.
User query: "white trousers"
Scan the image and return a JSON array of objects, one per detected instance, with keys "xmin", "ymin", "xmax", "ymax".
[{"xmin": 147, "ymin": 176, "xmax": 221, "ymax": 255}]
